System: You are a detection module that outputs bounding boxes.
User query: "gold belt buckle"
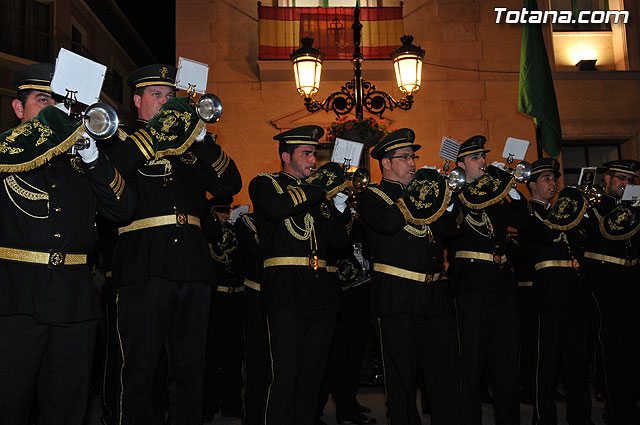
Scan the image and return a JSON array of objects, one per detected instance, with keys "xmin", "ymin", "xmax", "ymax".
[
  {"xmin": 572, "ymin": 258, "xmax": 580, "ymax": 270},
  {"xmin": 425, "ymin": 273, "xmax": 434, "ymax": 284},
  {"xmin": 493, "ymin": 254, "xmax": 501, "ymax": 265},
  {"xmin": 48, "ymin": 251, "xmax": 65, "ymax": 268},
  {"xmin": 624, "ymin": 258, "xmax": 632, "ymax": 267},
  {"xmin": 176, "ymin": 212, "xmax": 188, "ymax": 226},
  {"xmin": 309, "ymin": 255, "xmax": 319, "ymax": 271}
]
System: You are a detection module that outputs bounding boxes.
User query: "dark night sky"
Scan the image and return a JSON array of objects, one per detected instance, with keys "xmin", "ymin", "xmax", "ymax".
[{"xmin": 113, "ymin": 0, "xmax": 176, "ymax": 64}]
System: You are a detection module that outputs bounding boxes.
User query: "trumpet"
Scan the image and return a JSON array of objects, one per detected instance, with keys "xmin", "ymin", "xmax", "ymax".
[
  {"xmin": 66, "ymin": 102, "xmax": 120, "ymax": 153},
  {"xmin": 186, "ymin": 85, "xmax": 223, "ymax": 123},
  {"xmin": 481, "ymin": 160, "xmax": 532, "ymax": 183},
  {"xmin": 441, "ymin": 160, "xmax": 466, "ymax": 191},
  {"xmin": 308, "ymin": 163, "xmax": 370, "ymax": 194}
]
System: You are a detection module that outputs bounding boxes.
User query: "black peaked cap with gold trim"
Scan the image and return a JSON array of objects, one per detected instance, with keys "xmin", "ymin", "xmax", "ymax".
[
  {"xmin": 370, "ymin": 128, "xmax": 421, "ymax": 160},
  {"xmin": 457, "ymin": 135, "xmax": 490, "ymax": 161},
  {"xmin": 209, "ymin": 196, "xmax": 233, "ymax": 209},
  {"xmin": 274, "ymin": 125, "xmax": 323, "ymax": 146},
  {"xmin": 127, "ymin": 64, "xmax": 176, "ymax": 89},
  {"xmin": 530, "ymin": 158, "xmax": 561, "ymax": 181},
  {"xmin": 10, "ymin": 63, "xmax": 54, "ymax": 94},
  {"xmin": 603, "ymin": 159, "xmax": 640, "ymax": 178}
]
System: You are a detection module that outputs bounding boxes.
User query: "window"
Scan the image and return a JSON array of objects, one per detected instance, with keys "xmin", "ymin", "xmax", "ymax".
[
  {"xmin": 561, "ymin": 140, "xmax": 621, "ymax": 186},
  {"xmin": 0, "ymin": 0, "xmax": 52, "ymax": 62},
  {"xmin": 550, "ymin": 0, "xmax": 611, "ymax": 32}
]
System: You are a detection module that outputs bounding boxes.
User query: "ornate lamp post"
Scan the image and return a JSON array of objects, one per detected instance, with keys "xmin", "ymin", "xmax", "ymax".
[{"xmin": 290, "ymin": 4, "xmax": 425, "ymax": 119}]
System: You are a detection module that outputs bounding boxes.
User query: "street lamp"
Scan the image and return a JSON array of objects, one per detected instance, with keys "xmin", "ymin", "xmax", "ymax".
[{"xmin": 290, "ymin": 4, "xmax": 424, "ymax": 119}]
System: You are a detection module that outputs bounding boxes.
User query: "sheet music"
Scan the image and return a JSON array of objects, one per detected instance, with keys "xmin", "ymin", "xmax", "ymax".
[
  {"xmin": 439, "ymin": 137, "xmax": 460, "ymax": 161},
  {"xmin": 502, "ymin": 137, "xmax": 530, "ymax": 161},
  {"xmin": 332, "ymin": 138, "xmax": 364, "ymax": 168},
  {"xmin": 175, "ymin": 57, "xmax": 209, "ymax": 93},
  {"xmin": 50, "ymin": 48, "xmax": 106, "ymax": 106},
  {"xmin": 622, "ymin": 185, "xmax": 640, "ymax": 206}
]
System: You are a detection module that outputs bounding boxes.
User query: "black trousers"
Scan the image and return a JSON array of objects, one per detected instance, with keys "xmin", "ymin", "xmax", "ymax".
[
  {"xmin": 593, "ymin": 290, "xmax": 640, "ymax": 424},
  {"xmin": 265, "ymin": 308, "xmax": 336, "ymax": 425},
  {"xmin": 378, "ymin": 310, "xmax": 461, "ymax": 425},
  {"xmin": 533, "ymin": 309, "xmax": 591, "ymax": 425},
  {"xmin": 318, "ymin": 311, "xmax": 370, "ymax": 420},
  {"xmin": 243, "ymin": 288, "xmax": 270, "ymax": 425},
  {"xmin": 203, "ymin": 290, "xmax": 245, "ymax": 418},
  {"xmin": 457, "ymin": 290, "xmax": 520, "ymax": 425},
  {"xmin": 0, "ymin": 315, "xmax": 98, "ymax": 425},
  {"xmin": 115, "ymin": 277, "xmax": 210, "ymax": 425},
  {"xmin": 517, "ymin": 285, "xmax": 536, "ymax": 400}
]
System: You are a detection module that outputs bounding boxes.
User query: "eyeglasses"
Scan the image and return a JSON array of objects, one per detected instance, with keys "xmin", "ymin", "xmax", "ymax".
[
  {"xmin": 613, "ymin": 173, "xmax": 636, "ymax": 183},
  {"xmin": 390, "ymin": 154, "xmax": 419, "ymax": 161}
]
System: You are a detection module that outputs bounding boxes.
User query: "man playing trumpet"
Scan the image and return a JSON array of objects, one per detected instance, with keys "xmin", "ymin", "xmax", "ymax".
[
  {"xmin": 452, "ymin": 135, "xmax": 536, "ymax": 425},
  {"xmin": 0, "ymin": 63, "xmax": 135, "ymax": 425},
  {"xmin": 355, "ymin": 129, "xmax": 461, "ymax": 425}
]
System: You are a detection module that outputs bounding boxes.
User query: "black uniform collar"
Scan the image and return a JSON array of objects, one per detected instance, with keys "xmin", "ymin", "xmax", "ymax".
[
  {"xmin": 530, "ymin": 198, "xmax": 550, "ymax": 209},
  {"xmin": 279, "ymin": 171, "xmax": 301, "ymax": 185},
  {"xmin": 379, "ymin": 178, "xmax": 405, "ymax": 197}
]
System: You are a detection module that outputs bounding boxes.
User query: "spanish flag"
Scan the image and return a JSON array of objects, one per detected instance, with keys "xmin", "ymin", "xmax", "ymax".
[{"xmin": 258, "ymin": 6, "xmax": 404, "ymax": 60}]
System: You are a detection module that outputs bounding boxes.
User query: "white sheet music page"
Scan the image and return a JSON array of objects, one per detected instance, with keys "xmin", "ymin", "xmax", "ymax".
[
  {"xmin": 175, "ymin": 57, "xmax": 209, "ymax": 93},
  {"xmin": 439, "ymin": 137, "xmax": 460, "ymax": 162},
  {"xmin": 50, "ymin": 48, "xmax": 106, "ymax": 106},
  {"xmin": 622, "ymin": 185, "xmax": 640, "ymax": 207},
  {"xmin": 502, "ymin": 137, "xmax": 530, "ymax": 161},
  {"xmin": 332, "ymin": 138, "xmax": 364, "ymax": 168}
]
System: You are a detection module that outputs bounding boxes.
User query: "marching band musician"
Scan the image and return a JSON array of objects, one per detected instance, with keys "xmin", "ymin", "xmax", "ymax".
[
  {"xmin": 452, "ymin": 135, "xmax": 536, "ymax": 425},
  {"xmin": 523, "ymin": 160, "xmax": 593, "ymax": 425},
  {"xmin": 248, "ymin": 125, "xmax": 351, "ymax": 425},
  {"xmin": 354, "ymin": 129, "xmax": 461, "ymax": 425},
  {"xmin": 202, "ymin": 196, "xmax": 245, "ymax": 421},
  {"xmin": 0, "ymin": 63, "xmax": 135, "ymax": 425},
  {"xmin": 106, "ymin": 64, "xmax": 242, "ymax": 424},
  {"xmin": 582, "ymin": 160, "xmax": 640, "ymax": 425},
  {"xmin": 234, "ymin": 211, "xmax": 270, "ymax": 425}
]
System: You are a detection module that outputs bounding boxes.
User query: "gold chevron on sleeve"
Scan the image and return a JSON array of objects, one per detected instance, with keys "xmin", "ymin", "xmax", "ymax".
[
  {"xmin": 109, "ymin": 169, "xmax": 125, "ymax": 199},
  {"xmin": 211, "ymin": 150, "xmax": 230, "ymax": 177},
  {"xmin": 130, "ymin": 130, "xmax": 154, "ymax": 160}
]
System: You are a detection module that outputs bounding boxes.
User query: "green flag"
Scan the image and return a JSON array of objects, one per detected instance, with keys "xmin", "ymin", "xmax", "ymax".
[{"xmin": 518, "ymin": 0, "xmax": 562, "ymax": 158}]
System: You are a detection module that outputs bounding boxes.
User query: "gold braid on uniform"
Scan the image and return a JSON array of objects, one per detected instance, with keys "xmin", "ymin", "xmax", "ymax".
[
  {"xmin": 465, "ymin": 210, "xmax": 494, "ymax": 238},
  {"xmin": 3, "ymin": 174, "xmax": 49, "ymax": 219},
  {"xmin": 259, "ymin": 172, "xmax": 318, "ymax": 251},
  {"xmin": 368, "ymin": 186, "xmax": 394, "ymax": 205},
  {"xmin": 240, "ymin": 213, "xmax": 260, "ymax": 244}
]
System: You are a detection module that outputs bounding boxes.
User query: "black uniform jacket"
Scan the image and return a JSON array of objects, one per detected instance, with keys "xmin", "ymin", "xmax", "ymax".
[
  {"xmin": 203, "ymin": 214, "xmax": 244, "ymax": 289},
  {"xmin": 0, "ymin": 153, "xmax": 135, "ymax": 323},
  {"xmin": 235, "ymin": 213, "xmax": 262, "ymax": 287},
  {"xmin": 108, "ymin": 119, "xmax": 242, "ymax": 286},
  {"xmin": 522, "ymin": 200, "xmax": 590, "ymax": 312},
  {"xmin": 582, "ymin": 195, "xmax": 640, "ymax": 295},
  {"xmin": 507, "ymin": 200, "xmax": 549, "ymax": 285},
  {"xmin": 248, "ymin": 171, "xmax": 350, "ymax": 313},
  {"xmin": 450, "ymin": 189, "xmax": 536, "ymax": 294},
  {"xmin": 356, "ymin": 178, "xmax": 460, "ymax": 318}
]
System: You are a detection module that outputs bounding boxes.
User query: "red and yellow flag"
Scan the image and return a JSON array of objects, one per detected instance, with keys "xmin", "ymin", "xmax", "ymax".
[{"xmin": 258, "ymin": 6, "xmax": 404, "ymax": 60}]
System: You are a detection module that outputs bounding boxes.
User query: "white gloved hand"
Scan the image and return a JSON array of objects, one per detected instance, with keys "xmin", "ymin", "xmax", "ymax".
[
  {"xmin": 421, "ymin": 165, "xmax": 437, "ymax": 170},
  {"xmin": 195, "ymin": 126, "xmax": 207, "ymax": 142},
  {"xmin": 332, "ymin": 192, "xmax": 349, "ymax": 213},
  {"xmin": 508, "ymin": 187, "xmax": 521, "ymax": 200},
  {"xmin": 491, "ymin": 161, "xmax": 506, "ymax": 170},
  {"xmin": 78, "ymin": 133, "xmax": 99, "ymax": 164},
  {"xmin": 446, "ymin": 203, "xmax": 454, "ymax": 212},
  {"xmin": 53, "ymin": 102, "xmax": 70, "ymax": 114}
]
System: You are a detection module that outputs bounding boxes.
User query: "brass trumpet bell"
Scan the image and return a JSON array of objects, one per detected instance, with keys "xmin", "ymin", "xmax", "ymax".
[
  {"xmin": 445, "ymin": 166, "xmax": 466, "ymax": 191},
  {"xmin": 195, "ymin": 94, "xmax": 223, "ymax": 123},
  {"xmin": 512, "ymin": 161, "xmax": 532, "ymax": 183},
  {"xmin": 347, "ymin": 166, "xmax": 370, "ymax": 193},
  {"xmin": 82, "ymin": 102, "xmax": 119, "ymax": 140}
]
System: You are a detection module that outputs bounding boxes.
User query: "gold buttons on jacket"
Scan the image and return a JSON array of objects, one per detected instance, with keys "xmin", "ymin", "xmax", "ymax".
[{"xmin": 53, "ymin": 233, "xmax": 61, "ymax": 238}]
